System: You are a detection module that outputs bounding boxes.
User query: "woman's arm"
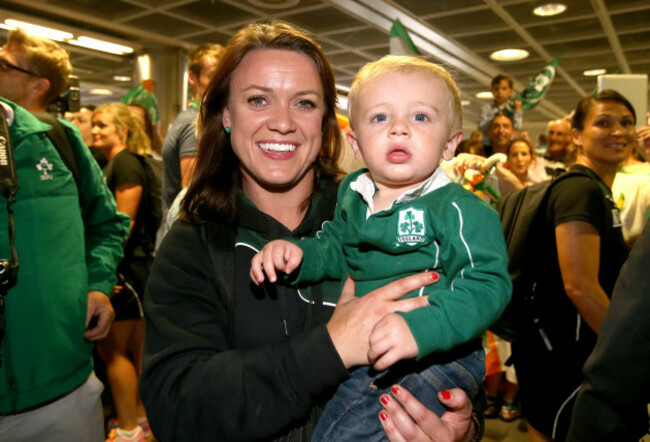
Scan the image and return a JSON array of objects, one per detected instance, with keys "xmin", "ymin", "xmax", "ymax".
[
  {"xmin": 555, "ymin": 220, "xmax": 610, "ymax": 332},
  {"xmin": 114, "ymin": 183, "xmax": 143, "ymax": 233},
  {"xmin": 141, "ymin": 222, "xmax": 436, "ymax": 440}
]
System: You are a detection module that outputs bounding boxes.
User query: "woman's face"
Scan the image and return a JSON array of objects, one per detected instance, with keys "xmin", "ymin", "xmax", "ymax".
[
  {"xmin": 91, "ymin": 111, "xmax": 124, "ymax": 151},
  {"xmin": 70, "ymin": 108, "xmax": 93, "ymax": 146},
  {"xmin": 573, "ymin": 101, "xmax": 636, "ymax": 168},
  {"xmin": 222, "ymin": 48, "xmax": 325, "ymax": 196},
  {"xmin": 508, "ymin": 141, "xmax": 533, "ymax": 179}
]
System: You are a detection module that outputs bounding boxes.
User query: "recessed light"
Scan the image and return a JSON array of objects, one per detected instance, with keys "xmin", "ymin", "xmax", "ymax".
[
  {"xmin": 490, "ymin": 49, "xmax": 529, "ymax": 61},
  {"xmin": 476, "ymin": 92, "xmax": 494, "ymax": 100},
  {"xmin": 461, "ymin": 100, "xmax": 471, "ymax": 106},
  {"xmin": 247, "ymin": 0, "xmax": 299, "ymax": 9},
  {"xmin": 113, "ymin": 75, "xmax": 132, "ymax": 82},
  {"xmin": 583, "ymin": 69, "xmax": 606, "ymax": 76},
  {"xmin": 533, "ymin": 3, "xmax": 567, "ymax": 17}
]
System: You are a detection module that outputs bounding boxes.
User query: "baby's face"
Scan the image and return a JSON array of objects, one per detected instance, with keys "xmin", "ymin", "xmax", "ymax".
[{"xmin": 348, "ymin": 71, "xmax": 460, "ymax": 190}]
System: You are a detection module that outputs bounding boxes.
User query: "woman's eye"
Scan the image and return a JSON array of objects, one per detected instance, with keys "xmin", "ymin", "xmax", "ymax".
[
  {"xmin": 414, "ymin": 113, "xmax": 428, "ymax": 122},
  {"xmin": 298, "ymin": 99, "xmax": 316, "ymax": 108},
  {"xmin": 372, "ymin": 114, "xmax": 387, "ymax": 122},
  {"xmin": 248, "ymin": 95, "xmax": 266, "ymax": 106}
]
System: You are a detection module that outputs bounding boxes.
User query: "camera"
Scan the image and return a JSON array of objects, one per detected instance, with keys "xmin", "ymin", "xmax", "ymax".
[
  {"xmin": 46, "ymin": 75, "xmax": 80, "ymax": 115},
  {"xmin": 0, "ymin": 259, "xmax": 17, "ymax": 292}
]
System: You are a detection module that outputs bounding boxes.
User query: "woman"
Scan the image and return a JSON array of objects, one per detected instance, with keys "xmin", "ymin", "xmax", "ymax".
[
  {"xmin": 140, "ymin": 21, "xmax": 475, "ymax": 441},
  {"xmin": 511, "ymin": 90, "xmax": 633, "ymax": 441},
  {"xmin": 127, "ymin": 102, "xmax": 163, "ymax": 157},
  {"xmin": 92, "ymin": 102, "xmax": 153, "ymax": 442},
  {"xmin": 505, "ymin": 138, "xmax": 535, "ymax": 186}
]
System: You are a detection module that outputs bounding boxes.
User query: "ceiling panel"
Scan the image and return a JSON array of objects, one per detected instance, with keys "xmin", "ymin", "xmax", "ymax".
[{"xmin": 0, "ymin": 0, "xmax": 647, "ymax": 134}]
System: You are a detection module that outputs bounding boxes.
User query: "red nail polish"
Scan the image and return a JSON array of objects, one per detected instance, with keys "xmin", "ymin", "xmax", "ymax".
[
  {"xmin": 391, "ymin": 386, "xmax": 400, "ymax": 395},
  {"xmin": 379, "ymin": 411, "xmax": 388, "ymax": 421},
  {"xmin": 380, "ymin": 395, "xmax": 389, "ymax": 405},
  {"xmin": 430, "ymin": 272, "xmax": 440, "ymax": 281},
  {"xmin": 441, "ymin": 390, "xmax": 451, "ymax": 400}
]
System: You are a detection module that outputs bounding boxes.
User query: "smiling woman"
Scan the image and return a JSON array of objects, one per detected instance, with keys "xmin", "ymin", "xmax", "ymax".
[
  {"xmin": 140, "ymin": 20, "xmax": 476, "ymax": 442},
  {"xmin": 511, "ymin": 89, "xmax": 634, "ymax": 442}
]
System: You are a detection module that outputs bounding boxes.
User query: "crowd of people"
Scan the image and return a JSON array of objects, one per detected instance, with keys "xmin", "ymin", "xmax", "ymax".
[{"xmin": 0, "ymin": 17, "xmax": 648, "ymax": 442}]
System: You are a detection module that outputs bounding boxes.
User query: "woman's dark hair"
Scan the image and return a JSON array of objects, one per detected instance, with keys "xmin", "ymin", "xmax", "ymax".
[
  {"xmin": 506, "ymin": 138, "xmax": 535, "ymax": 158},
  {"xmin": 182, "ymin": 20, "xmax": 344, "ymax": 222},
  {"xmin": 571, "ymin": 89, "xmax": 636, "ymax": 131}
]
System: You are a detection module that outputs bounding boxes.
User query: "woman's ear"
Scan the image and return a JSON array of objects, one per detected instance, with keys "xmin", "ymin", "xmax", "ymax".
[
  {"xmin": 222, "ymin": 107, "xmax": 231, "ymax": 129},
  {"xmin": 346, "ymin": 130, "xmax": 364, "ymax": 161},
  {"xmin": 571, "ymin": 127, "xmax": 582, "ymax": 147}
]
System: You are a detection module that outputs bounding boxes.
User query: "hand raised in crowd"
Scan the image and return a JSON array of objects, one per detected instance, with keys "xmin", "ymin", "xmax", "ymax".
[
  {"xmin": 250, "ymin": 239, "xmax": 304, "ymax": 284},
  {"xmin": 637, "ymin": 125, "xmax": 650, "ymax": 149},
  {"xmin": 327, "ymin": 272, "xmax": 439, "ymax": 369},
  {"xmin": 380, "ymin": 386, "xmax": 476, "ymax": 442}
]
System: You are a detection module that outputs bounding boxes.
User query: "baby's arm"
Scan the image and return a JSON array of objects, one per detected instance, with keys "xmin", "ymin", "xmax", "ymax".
[
  {"xmin": 367, "ymin": 313, "xmax": 418, "ymax": 371},
  {"xmin": 250, "ymin": 240, "xmax": 304, "ymax": 285}
]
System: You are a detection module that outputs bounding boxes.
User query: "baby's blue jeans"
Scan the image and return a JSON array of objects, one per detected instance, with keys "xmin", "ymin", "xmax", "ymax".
[{"xmin": 312, "ymin": 340, "xmax": 485, "ymax": 442}]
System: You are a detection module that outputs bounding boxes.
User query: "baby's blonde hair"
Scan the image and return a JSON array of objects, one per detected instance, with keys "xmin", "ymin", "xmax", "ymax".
[{"xmin": 348, "ymin": 55, "xmax": 462, "ymax": 133}]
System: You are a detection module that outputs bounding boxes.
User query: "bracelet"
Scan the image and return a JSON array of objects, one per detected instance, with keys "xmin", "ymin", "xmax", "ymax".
[{"xmin": 470, "ymin": 411, "xmax": 483, "ymax": 442}]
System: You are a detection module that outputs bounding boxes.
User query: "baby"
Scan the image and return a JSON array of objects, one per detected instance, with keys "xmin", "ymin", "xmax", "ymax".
[{"xmin": 251, "ymin": 55, "xmax": 511, "ymax": 441}]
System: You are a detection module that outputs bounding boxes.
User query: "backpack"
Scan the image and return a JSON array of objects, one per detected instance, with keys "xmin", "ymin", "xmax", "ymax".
[
  {"xmin": 489, "ymin": 170, "xmax": 586, "ymax": 342},
  {"xmin": 130, "ymin": 153, "xmax": 163, "ymax": 257}
]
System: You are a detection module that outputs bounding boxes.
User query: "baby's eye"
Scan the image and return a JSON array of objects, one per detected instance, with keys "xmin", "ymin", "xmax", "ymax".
[
  {"xmin": 414, "ymin": 113, "xmax": 428, "ymax": 122},
  {"xmin": 248, "ymin": 95, "xmax": 266, "ymax": 106},
  {"xmin": 372, "ymin": 114, "xmax": 387, "ymax": 122}
]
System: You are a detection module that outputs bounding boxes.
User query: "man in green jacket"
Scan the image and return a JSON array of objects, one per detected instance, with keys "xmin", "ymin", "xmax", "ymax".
[{"xmin": 0, "ymin": 29, "xmax": 130, "ymax": 440}]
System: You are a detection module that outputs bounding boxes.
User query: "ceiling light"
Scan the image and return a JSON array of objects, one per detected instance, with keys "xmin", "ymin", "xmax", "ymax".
[
  {"xmin": 533, "ymin": 3, "xmax": 567, "ymax": 17},
  {"xmin": 68, "ymin": 36, "xmax": 133, "ymax": 55},
  {"xmin": 461, "ymin": 100, "xmax": 471, "ymax": 106},
  {"xmin": 4, "ymin": 19, "xmax": 73, "ymax": 41},
  {"xmin": 113, "ymin": 75, "xmax": 132, "ymax": 82},
  {"xmin": 583, "ymin": 69, "xmax": 606, "ymax": 76},
  {"xmin": 89, "ymin": 88, "xmax": 114, "ymax": 95},
  {"xmin": 476, "ymin": 92, "xmax": 494, "ymax": 100},
  {"xmin": 490, "ymin": 49, "xmax": 529, "ymax": 61},
  {"xmin": 337, "ymin": 94, "xmax": 349, "ymax": 110}
]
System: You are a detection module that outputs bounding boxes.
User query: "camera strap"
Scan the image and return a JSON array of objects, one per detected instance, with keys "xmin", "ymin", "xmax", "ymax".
[{"xmin": 0, "ymin": 104, "xmax": 19, "ymax": 364}]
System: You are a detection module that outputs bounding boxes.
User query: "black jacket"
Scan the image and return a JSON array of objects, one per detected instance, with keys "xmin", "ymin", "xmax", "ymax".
[{"xmin": 141, "ymin": 183, "xmax": 349, "ymax": 441}]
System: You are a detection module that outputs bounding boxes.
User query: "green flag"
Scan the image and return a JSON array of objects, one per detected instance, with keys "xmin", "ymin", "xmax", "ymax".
[
  {"xmin": 122, "ymin": 84, "xmax": 160, "ymax": 124},
  {"xmin": 508, "ymin": 53, "xmax": 562, "ymax": 111},
  {"xmin": 390, "ymin": 19, "xmax": 420, "ymax": 56}
]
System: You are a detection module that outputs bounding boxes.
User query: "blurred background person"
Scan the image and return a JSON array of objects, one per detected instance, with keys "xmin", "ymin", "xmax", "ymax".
[
  {"xmin": 506, "ymin": 138, "xmax": 535, "ymax": 186},
  {"xmin": 92, "ymin": 102, "xmax": 154, "ymax": 442},
  {"xmin": 70, "ymin": 104, "xmax": 108, "ymax": 167},
  {"xmin": 128, "ymin": 102, "xmax": 162, "ymax": 158}
]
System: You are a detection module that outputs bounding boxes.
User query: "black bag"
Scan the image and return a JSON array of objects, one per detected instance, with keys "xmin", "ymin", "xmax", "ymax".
[
  {"xmin": 490, "ymin": 171, "xmax": 585, "ymax": 342},
  {"xmin": 131, "ymin": 153, "xmax": 163, "ymax": 256}
]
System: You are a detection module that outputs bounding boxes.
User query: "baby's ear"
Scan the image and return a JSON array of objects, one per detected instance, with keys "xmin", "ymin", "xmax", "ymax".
[
  {"xmin": 346, "ymin": 130, "xmax": 364, "ymax": 161},
  {"xmin": 442, "ymin": 131, "xmax": 463, "ymax": 161}
]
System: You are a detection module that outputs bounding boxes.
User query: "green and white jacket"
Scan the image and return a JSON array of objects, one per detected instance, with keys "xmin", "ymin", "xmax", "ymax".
[
  {"xmin": 294, "ymin": 167, "xmax": 512, "ymax": 358},
  {"xmin": 0, "ymin": 99, "xmax": 129, "ymax": 413}
]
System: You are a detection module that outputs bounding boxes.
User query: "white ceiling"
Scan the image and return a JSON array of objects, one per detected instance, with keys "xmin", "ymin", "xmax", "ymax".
[{"xmin": 1, "ymin": 0, "xmax": 649, "ymax": 132}]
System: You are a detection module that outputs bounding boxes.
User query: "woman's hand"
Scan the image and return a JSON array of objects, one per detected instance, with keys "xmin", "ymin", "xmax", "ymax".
[
  {"xmin": 327, "ymin": 272, "xmax": 439, "ymax": 368},
  {"xmin": 379, "ymin": 386, "xmax": 475, "ymax": 442}
]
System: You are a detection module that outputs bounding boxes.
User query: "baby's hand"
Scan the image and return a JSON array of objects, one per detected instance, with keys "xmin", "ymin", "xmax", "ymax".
[
  {"xmin": 368, "ymin": 313, "xmax": 418, "ymax": 371},
  {"xmin": 250, "ymin": 240, "xmax": 304, "ymax": 285}
]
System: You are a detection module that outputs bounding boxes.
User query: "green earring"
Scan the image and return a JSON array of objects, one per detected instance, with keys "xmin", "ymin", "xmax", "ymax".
[{"xmin": 224, "ymin": 127, "xmax": 231, "ymax": 134}]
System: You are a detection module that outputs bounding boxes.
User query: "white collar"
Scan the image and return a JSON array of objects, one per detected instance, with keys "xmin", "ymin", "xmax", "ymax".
[{"xmin": 349, "ymin": 167, "xmax": 452, "ymax": 214}]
